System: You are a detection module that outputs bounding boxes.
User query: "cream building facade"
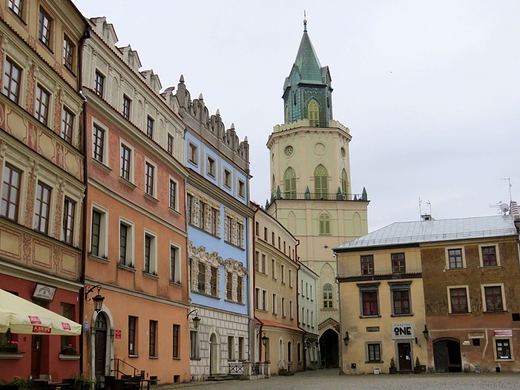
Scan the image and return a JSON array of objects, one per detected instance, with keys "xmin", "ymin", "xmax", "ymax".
[{"xmin": 298, "ymin": 262, "xmax": 320, "ymax": 370}]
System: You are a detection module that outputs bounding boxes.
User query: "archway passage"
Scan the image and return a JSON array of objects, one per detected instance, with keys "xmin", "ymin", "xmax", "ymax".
[
  {"xmin": 319, "ymin": 329, "xmax": 339, "ymax": 368},
  {"xmin": 210, "ymin": 333, "xmax": 218, "ymax": 375},
  {"xmin": 433, "ymin": 339, "xmax": 462, "ymax": 372}
]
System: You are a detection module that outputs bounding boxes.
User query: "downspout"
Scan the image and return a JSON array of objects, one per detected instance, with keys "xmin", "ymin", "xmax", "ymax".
[
  {"xmin": 78, "ymin": 25, "xmax": 91, "ymax": 376},
  {"xmin": 335, "ymin": 250, "xmax": 344, "ymax": 374},
  {"xmin": 251, "ymin": 203, "xmax": 263, "ymax": 362}
]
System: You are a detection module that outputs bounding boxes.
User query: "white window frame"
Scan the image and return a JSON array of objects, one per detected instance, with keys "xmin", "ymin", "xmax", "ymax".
[
  {"xmin": 478, "ymin": 244, "xmax": 501, "ymax": 267},
  {"xmin": 224, "ymin": 168, "xmax": 231, "ymax": 188},
  {"xmin": 445, "ymin": 246, "xmax": 466, "ymax": 270},
  {"xmin": 207, "ymin": 155, "xmax": 216, "ymax": 178},
  {"xmin": 494, "ymin": 337, "xmax": 514, "ymax": 361},
  {"xmin": 119, "ymin": 218, "xmax": 134, "ymax": 267},
  {"xmin": 447, "ymin": 285, "xmax": 470, "ymax": 314},
  {"xmin": 143, "ymin": 229, "xmax": 157, "ymax": 275},
  {"xmin": 90, "ymin": 203, "xmax": 108, "ymax": 259},
  {"xmin": 238, "ymin": 179, "xmax": 245, "ymax": 198},
  {"xmin": 169, "ymin": 176, "xmax": 179, "ymax": 211},
  {"xmin": 92, "ymin": 120, "xmax": 109, "ymax": 165},
  {"xmin": 481, "ymin": 283, "xmax": 506, "ymax": 312},
  {"xmin": 188, "ymin": 142, "xmax": 198, "ymax": 166},
  {"xmin": 365, "ymin": 342, "xmax": 383, "ymax": 363},
  {"xmin": 144, "ymin": 159, "xmax": 157, "ymax": 198},
  {"xmin": 272, "ymin": 293, "xmax": 277, "ymax": 315},
  {"xmin": 120, "ymin": 141, "xmax": 134, "ymax": 183},
  {"xmin": 170, "ymin": 243, "xmax": 181, "ymax": 284}
]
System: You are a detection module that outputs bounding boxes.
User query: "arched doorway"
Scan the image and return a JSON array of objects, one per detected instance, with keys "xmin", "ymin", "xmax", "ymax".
[
  {"xmin": 210, "ymin": 333, "xmax": 219, "ymax": 375},
  {"xmin": 94, "ymin": 312, "xmax": 108, "ymax": 376},
  {"xmin": 433, "ymin": 339, "xmax": 462, "ymax": 372},
  {"xmin": 319, "ymin": 329, "xmax": 339, "ymax": 368}
]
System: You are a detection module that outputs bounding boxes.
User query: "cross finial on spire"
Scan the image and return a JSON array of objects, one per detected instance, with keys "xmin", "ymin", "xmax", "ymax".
[{"xmin": 303, "ymin": 10, "xmax": 307, "ymax": 32}]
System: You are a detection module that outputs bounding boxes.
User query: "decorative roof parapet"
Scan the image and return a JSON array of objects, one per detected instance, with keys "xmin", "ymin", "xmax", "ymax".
[
  {"xmin": 273, "ymin": 118, "xmax": 350, "ymax": 134},
  {"xmin": 172, "ymin": 75, "xmax": 250, "ymax": 173}
]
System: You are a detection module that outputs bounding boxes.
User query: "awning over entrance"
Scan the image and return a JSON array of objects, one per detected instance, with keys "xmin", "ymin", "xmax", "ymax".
[{"xmin": 0, "ymin": 289, "xmax": 81, "ymax": 335}]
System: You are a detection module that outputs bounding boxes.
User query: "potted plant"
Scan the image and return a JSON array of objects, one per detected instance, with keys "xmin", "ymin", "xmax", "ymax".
[
  {"xmin": 1, "ymin": 376, "xmax": 28, "ymax": 390},
  {"xmin": 69, "ymin": 374, "xmax": 95, "ymax": 390},
  {"xmin": 61, "ymin": 344, "xmax": 77, "ymax": 355},
  {"xmin": 414, "ymin": 356, "xmax": 422, "ymax": 374},
  {"xmin": 389, "ymin": 357, "xmax": 397, "ymax": 374},
  {"xmin": 0, "ymin": 340, "xmax": 19, "ymax": 353}
]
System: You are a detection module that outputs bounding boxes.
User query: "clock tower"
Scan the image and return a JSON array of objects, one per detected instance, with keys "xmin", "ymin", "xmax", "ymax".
[{"xmin": 266, "ymin": 18, "xmax": 369, "ymax": 368}]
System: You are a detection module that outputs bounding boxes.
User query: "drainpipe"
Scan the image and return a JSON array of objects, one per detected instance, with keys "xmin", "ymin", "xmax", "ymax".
[
  {"xmin": 78, "ymin": 23, "xmax": 91, "ymax": 377},
  {"xmin": 335, "ymin": 251, "xmax": 345, "ymax": 374}
]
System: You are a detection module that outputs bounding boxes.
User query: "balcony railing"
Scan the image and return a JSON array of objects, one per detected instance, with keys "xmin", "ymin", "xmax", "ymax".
[{"xmin": 265, "ymin": 189, "xmax": 368, "ymax": 209}]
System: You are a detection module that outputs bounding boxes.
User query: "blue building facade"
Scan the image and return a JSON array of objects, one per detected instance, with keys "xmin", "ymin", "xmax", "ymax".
[{"xmin": 174, "ymin": 77, "xmax": 253, "ymax": 379}]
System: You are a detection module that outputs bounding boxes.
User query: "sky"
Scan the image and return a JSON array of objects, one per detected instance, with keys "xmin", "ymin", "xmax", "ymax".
[{"xmin": 73, "ymin": 0, "xmax": 520, "ymax": 232}]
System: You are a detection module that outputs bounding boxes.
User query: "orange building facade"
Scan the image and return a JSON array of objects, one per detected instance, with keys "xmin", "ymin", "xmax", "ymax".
[{"xmin": 81, "ymin": 17, "xmax": 190, "ymax": 384}]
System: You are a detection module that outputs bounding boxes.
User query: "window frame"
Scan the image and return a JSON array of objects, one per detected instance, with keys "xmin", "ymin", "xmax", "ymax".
[
  {"xmin": 8, "ymin": 0, "xmax": 24, "ymax": 19},
  {"xmin": 92, "ymin": 124, "xmax": 106, "ymax": 163},
  {"xmin": 34, "ymin": 181, "xmax": 52, "ymax": 234},
  {"xmin": 35, "ymin": 84, "xmax": 51, "ymax": 126},
  {"xmin": 3, "ymin": 57, "xmax": 22, "ymax": 103},
  {"xmin": 482, "ymin": 284, "xmax": 505, "ymax": 312},
  {"xmin": 224, "ymin": 169, "xmax": 231, "ymax": 188},
  {"xmin": 188, "ymin": 142, "xmax": 198, "ymax": 166},
  {"xmin": 94, "ymin": 71, "xmax": 105, "ymax": 97},
  {"xmin": 143, "ymin": 231, "xmax": 157, "ymax": 275},
  {"xmin": 172, "ymin": 324, "xmax": 180, "ymax": 359},
  {"xmin": 128, "ymin": 316, "xmax": 137, "ymax": 356},
  {"xmin": 146, "ymin": 116, "xmax": 154, "ymax": 138},
  {"xmin": 170, "ymin": 243, "xmax": 181, "ymax": 284},
  {"xmin": 167, "ymin": 134, "xmax": 174, "ymax": 155},
  {"xmin": 62, "ymin": 197, "xmax": 76, "ymax": 245},
  {"xmin": 447, "ymin": 286, "xmax": 470, "ymax": 314},
  {"xmin": 61, "ymin": 106, "xmax": 74, "ymax": 144},
  {"xmin": 361, "ymin": 255, "xmax": 374, "ymax": 276},
  {"xmin": 494, "ymin": 338, "xmax": 513, "ymax": 361},
  {"xmin": 90, "ymin": 205, "xmax": 108, "ymax": 258},
  {"xmin": 169, "ymin": 178, "xmax": 178, "ymax": 210},
  {"xmin": 190, "ymin": 330, "xmax": 200, "ymax": 360},
  {"xmin": 365, "ymin": 342, "xmax": 382, "ymax": 363},
  {"xmin": 446, "ymin": 247, "xmax": 465, "ymax": 269},
  {"xmin": 120, "ymin": 143, "xmax": 133, "ymax": 182},
  {"xmin": 122, "ymin": 95, "xmax": 131, "ymax": 120},
  {"xmin": 207, "ymin": 156, "xmax": 216, "ymax": 178},
  {"xmin": 149, "ymin": 320, "xmax": 157, "ymax": 357},
  {"xmin": 119, "ymin": 219, "xmax": 134, "ymax": 267},
  {"xmin": 480, "ymin": 245, "xmax": 500, "ymax": 267},
  {"xmin": 63, "ymin": 34, "xmax": 75, "ymax": 71},
  {"xmin": 144, "ymin": 160, "xmax": 156, "ymax": 197},
  {"xmin": 323, "ymin": 283, "xmax": 333, "ymax": 309},
  {"xmin": 359, "ymin": 283, "xmax": 380, "ymax": 317},
  {"xmin": 38, "ymin": 7, "xmax": 52, "ymax": 48},
  {"xmin": 391, "ymin": 253, "xmax": 406, "ymax": 274}
]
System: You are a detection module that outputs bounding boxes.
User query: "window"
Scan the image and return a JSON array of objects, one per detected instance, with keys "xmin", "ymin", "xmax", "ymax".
[
  {"xmin": 169, "ymin": 179, "xmax": 177, "ymax": 210},
  {"xmin": 144, "ymin": 233, "xmax": 156, "ymax": 274},
  {"xmin": 145, "ymin": 162, "xmax": 155, "ymax": 196},
  {"xmin": 38, "ymin": 7, "xmax": 52, "ymax": 47},
  {"xmin": 34, "ymin": 182, "xmax": 51, "ymax": 234},
  {"xmin": 449, "ymin": 287, "xmax": 468, "ymax": 314},
  {"xmin": 496, "ymin": 339, "xmax": 511, "ymax": 360},
  {"xmin": 262, "ymin": 290, "xmax": 267, "ymax": 311},
  {"xmin": 224, "ymin": 169, "xmax": 231, "ymax": 188},
  {"xmin": 361, "ymin": 255, "xmax": 374, "ymax": 275},
  {"xmin": 366, "ymin": 343, "xmax": 382, "ymax": 362},
  {"xmin": 198, "ymin": 201, "xmax": 206, "ymax": 230},
  {"xmin": 9, "ymin": 0, "xmax": 23, "ymax": 18},
  {"xmin": 207, "ymin": 156, "xmax": 215, "ymax": 177},
  {"xmin": 283, "ymin": 167, "xmax": 296, "ymax": 199},
  {"xmin": 210, "ymin": 266, "xmax": 218, "ymax": 296},
  {"xmin": 187, "ymin": 194, "xmax": 193, "ymax": 225},
  {"xmin": 236, "ymin": 222, "xmax": 244, "ymax": 248},
  {"xmin": 271, "ymin": 259, "xmax": 276, "ymax": 279},
  {"xmin": 197, "ymin": 263, "xmax": 206, "ymax": 292},
  {"xmin": 128, "ymin": 316, "xmax": 137, "ymax": 355},
  {"xmin": 35, "ymin": 84, "xmax": 50, "ymax": 125},
  {"xmin": 119, "ymin": 221, "xmax": 133, "ymax": 266},
  {"xmin": 94, "ymin": 71, "xmax": 104, "ymax": 97},
  {"xmin": 289, "ymin": 269, "xmax": 292, "ymax": 287},
  {"xmin": 288, "ymin": 341, "xmax": 292, "ymax": 362},
  {"xmin": 226, "ymin": 271, "xmax": 233, "ymax": 300},
  {"xmin": 359, "ymin": 283, "xmax": 380, "ymax": 317},
  {"xmin": 120, "ymin": 144, "xmax": 132, "ymax": 181},
  {"xmin": 323, "ymin": 283, "xmax": 333, "ymax": 308},
  {"xmin": 308, "ymin": 99, "xmax": 319, "ymax": 126},
  {"xmin": 341, "ymin": 169, "xmax": 348, "ymax": 195},
  {"xmin": 238, "ymin": 180, "xmax": 245, "ymax": 198},
  {"xmin": 149, "ymin": 320, "xmax": 157, "ymax": 357},
  {"xmin": 319, "ymin": 213, "xmax": 330, "ymax": 235},
  {"xmin": 209, "ymin": 207, "xmax": 218, "ymax": 235},
  {"xmin": 3, "ymin": 58, "xmax": 21, "ymax": 103},
  {"xmin": 238, "ymin": 337, "xmax": 244, "ymax": 361},
  {"xmin": 170, "ymin": 245, "xmax": 180, "ymax": 284},
  {"xmin": 391, "ymin": 253, "xmax": 406, "ymax": 273},
  {"xmin": 63, "ymin": 35, "xmax": 74, "ymax": 70},
  {"xmin": 255, "ymin": 251, "xmax": 259, "ymax": 272},
  {"xmin": 237, "ymin": 276, "xmax": 243, "ymax": 303},
  {"xmin": 282, "ymin": 297, "xmax": 286, "ymax": 317},
  {"xmin": 448, "ymin": 248, "xmax": 464, "ymax": 269},
  {"xmin": 146, "ymin": 116, "xmax": 154, "ymax": 138},
  {"xmin": 263, "ymin": 227, "xmax": 267, "ymax": 240},
  {"xmin": 188, "ymin": 143, "xmax": 198, "ymax": 165},
  {"xmin": 173, "ymin": 324, "xmax": 180, "ymax": 359},
  {"xmin": 281, "ymin": 264, "xmax": 285, "ymax": 284},
  {"xmin": 122, "ymin": 95, "xmax": 131, "ymax": 119},
  {"xmin": 314, "ymin": 164, "xmax": 328, "ymax": 198},
  {"xmin": 60, "ymin": 303, "xmax": 74, "ymax": 354},
  {"xmin": 190, "ymin": 330, "xmax": 199, "ymax": 359},
  {"xmin": 91, "ymin": 208, "xmax": 107, "ymax": 258},
  {"xmin": 167, "ymin": 134, "xmax": 174, "ymax": 155},
  {"xmin": 228, "ymin": 336, "xmax": 234, "ymax": 360},
  {"xmin": 481, "ymin": 246, "xmax": 498, "ymax": 267},
  {"xmin": 62, "ymin": 197, "xmax": 75, "ymax": 245},
  {"xmin": 392, "ymin": 290, "xmax": 410, "ymax": 315},
  {"xmin": 301, "ymin": 307, "xmax": 305, "ymax": 325},
  {"xmin": 290, "ymin": 301, "xmax": 293, "ymax": 319},
  {"xmin": 224, "ymin": 216, "xmax": 232, "ymax": 242},
  {"xmin": 93, "ymin": 125, "xmax": 105, "ymax": 162},
  {"xmin": 484, "ymin": 286, "xmax": 504, "ymax": 312},
  {"xmin": 61, "ymin": 107, "xmax": 74, "ymax": 144},
  {"xmin": 272, "ymin": 293, "xmax": 277, "ymax": 314},
  {"xmin": 255, "ymin": 288, "xmax": 260, "ymax": 309}
]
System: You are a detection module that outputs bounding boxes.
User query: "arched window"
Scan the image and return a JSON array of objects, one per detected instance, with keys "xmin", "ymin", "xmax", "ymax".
[
  {"xmin": 314, "ymin": 164, "xmax": 328, "ymax": 199},
  {"xmin": 319, "ymin": 213, "xmax": 330, "ymax": 235},
  {"xmin": 288, "ymin": 341, "xmax": 292, "ymax": 362},
  {"xmin": 284, "ymin": 167, "xmax": 296, "ymax": 199},
  {"xmin": 323, "ymin": 283, "xmax": 333, "ymax": 308},
  {"xmin": 308, "ymin": 100, "xmax": 319, "ymax": 126},
  {"xmin": 341, "ymin": 169, "xmax": 348, "ymax": 196}
]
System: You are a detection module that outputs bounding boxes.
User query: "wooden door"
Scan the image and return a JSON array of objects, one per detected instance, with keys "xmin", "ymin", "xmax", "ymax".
[
  {"xmin": 31, "ymin": 335, "xmax": 42, "ymax": 378},
  {"xmin": 94, "ymin": 313, "xmax": 107, "ymax": 376},
  {"xmin": 397, "ymin": 342, "xmax": 412, "ymax": 371}
]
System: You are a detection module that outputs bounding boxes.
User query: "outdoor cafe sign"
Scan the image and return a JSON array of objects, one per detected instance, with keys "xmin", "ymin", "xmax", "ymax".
[{"xmin": 392, "ymin": 322, "xmax": 414, "ymax": 340}]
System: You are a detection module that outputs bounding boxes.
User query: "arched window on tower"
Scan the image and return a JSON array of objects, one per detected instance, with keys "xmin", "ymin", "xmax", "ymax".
[
  {"xmin": 323, "ymin": 283, "xmax": 333, "ymax": 309},
  {"xmin": 308, "ymin": 100, "xmax": 319, "ymax": 127},
  {"xmin": 341, "ymin": 169, "xmax": 349, "ymax": 196},
  {"xmin": 319, "ymin": 213, "xmax": 330, "ymax": 235},
  {"xmin": 314, "ymin": 164, "xmax": 328, "ymax": 199},
  {"xmin": 284, "ymin": 167, "xmax": 296, "ymax": 199}
]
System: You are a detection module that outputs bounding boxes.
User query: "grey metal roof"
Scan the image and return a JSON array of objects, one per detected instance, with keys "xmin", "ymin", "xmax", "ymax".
[{"xmin": 335, "ymin": 215, "xmax": 518, "ymax": 251}]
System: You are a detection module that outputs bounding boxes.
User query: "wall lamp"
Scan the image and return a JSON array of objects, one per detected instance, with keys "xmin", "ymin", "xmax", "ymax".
[
  {"xmin": 343, "ymin": 331, "xmax": 350, "ymax": 347},
  {"xmin": 187, "ymin": 309, "xmax": 201, "ymax": 329},
  {"xmin": 423, "ymin": 324, "xmax": 429, "ymax": 340},
  {"xmin": 261, "ymin": 331, "xmax": 269, "ymax": 347},
  {"xmin": 85, "ymin": 285, "xmax": 105, "ymax": 313}
]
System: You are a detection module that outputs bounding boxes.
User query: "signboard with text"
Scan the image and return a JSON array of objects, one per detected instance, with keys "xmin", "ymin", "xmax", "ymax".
[{"xmin": 392, "ymin": 322, "xmax": 414, "ymax": 339}]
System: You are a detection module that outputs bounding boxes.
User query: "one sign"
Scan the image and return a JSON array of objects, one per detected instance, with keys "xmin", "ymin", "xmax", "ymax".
[
  {"xmin": 33, "ymin": 325, "xmax": 51, "ymax": 334},
  {"xmin": 392, "ymin": 322, "xmax": 414, "ymax": 339},
  {"xmin": 495, "ymin": 329, "xmax": 512, "ymax": 337},
  {"xmin": 32, "ymin": 284, "xmax": 56, "ymax": 301},
  {"xmin": 468, "ymin": 332, "xmax": 485, "ymax": 339},
  {"xmin": 115, "ymin": 330, "xmax": 122, "ymax": 339},
  {"xmin": 84, "ymin": 321, "xmax": 89, "ymax": 331}
]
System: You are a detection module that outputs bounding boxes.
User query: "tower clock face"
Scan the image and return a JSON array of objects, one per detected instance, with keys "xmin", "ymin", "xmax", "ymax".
[{"xmin": 284, "ymin": 145, "xmax": 294, "ymax": 156}]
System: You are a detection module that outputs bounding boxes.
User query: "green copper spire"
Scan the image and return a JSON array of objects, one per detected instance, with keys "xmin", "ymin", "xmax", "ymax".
[{"xmin": 282, "ymin": 16, "xmax": 333, "ymax": 127}]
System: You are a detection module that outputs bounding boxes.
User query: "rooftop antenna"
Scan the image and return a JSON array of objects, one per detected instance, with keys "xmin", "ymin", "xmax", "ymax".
[{"xmin": 503, "ymin": 178, "xmax": 512, "ymax": 205}]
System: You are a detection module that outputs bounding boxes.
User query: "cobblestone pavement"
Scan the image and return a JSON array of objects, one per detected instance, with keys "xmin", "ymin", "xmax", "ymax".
[{"xmin": 160, "ymin": 369, "xmax": 520, "ymax": 390}]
